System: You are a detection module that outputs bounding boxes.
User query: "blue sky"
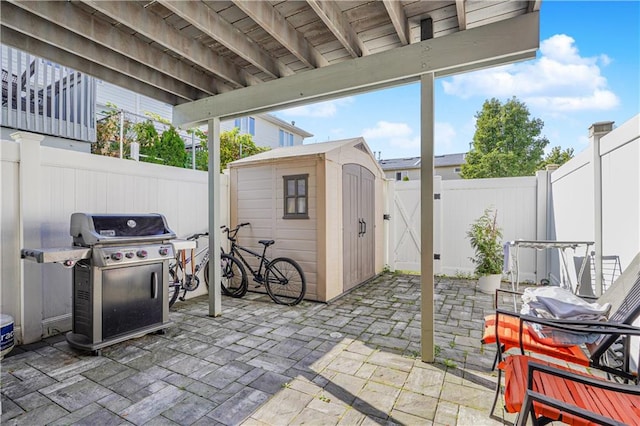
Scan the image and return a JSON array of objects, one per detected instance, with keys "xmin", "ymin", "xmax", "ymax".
[{"xmin": 273, "ymin": 1, "xmax": 640, "ymax": 159}]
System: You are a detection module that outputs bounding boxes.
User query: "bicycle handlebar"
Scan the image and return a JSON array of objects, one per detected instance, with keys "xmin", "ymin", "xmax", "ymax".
[
  {"xmin": 221, "ymin": 222, "xmax": 251, "ymax": 241},
  {"xmin": 186, "ymin": 232, "xmax": 209, "ymax": 241}
]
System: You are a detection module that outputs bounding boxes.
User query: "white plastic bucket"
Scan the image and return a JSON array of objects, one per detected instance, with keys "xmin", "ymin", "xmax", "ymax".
[{"xmin": 0, "ymin": 314, "xmax": 15, "ymax": 359}]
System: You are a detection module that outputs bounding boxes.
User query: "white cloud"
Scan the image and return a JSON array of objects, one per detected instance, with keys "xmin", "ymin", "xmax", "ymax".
[
  {"xmin": 441, "ymin": 34, "xmax": 619, "ymax": 112},
  {"xmin": 278, "ymin": 98, "xmax": 355, "ymax": 118},
  {"xmin": 362, "ymin": 120, "xmax": 459, "ymax": 152},
  {"xmin": 362, "ymin": 121, "xmax": 418, "ymax": 150},
  {"xmin": 363, "ymin": 121, "xmax": 412, "ymax": 139}
]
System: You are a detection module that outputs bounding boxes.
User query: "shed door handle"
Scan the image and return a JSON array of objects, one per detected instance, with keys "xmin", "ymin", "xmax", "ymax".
[
  {"xmin": 362, "ymin": 220, "xmax": 366, "ymax": 235},
  {"xmin": 358, "ymin": 219, "xmax": 364, "ymax": 236},
  {"xmin": 151, "ymin": 272, "xmax": 158, "ymax": 299}
]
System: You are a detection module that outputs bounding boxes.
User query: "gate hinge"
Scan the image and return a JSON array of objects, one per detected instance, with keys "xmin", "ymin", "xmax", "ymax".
[
  {"xmin": 434, "ymin": 253, "xmax": 441, "ymax": 260},
  {"xmin": 434, "ymin": 193, "xmax": 441, "ymax": 200}
]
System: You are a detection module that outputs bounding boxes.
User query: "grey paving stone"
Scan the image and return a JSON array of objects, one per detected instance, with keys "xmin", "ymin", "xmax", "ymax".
[
  {"xmin": 108, "ymin": 371, "xmax": 161, "ymax": 399},
  {"xmin": 40, "ymin": 377, "xmax": 112, "ymax": 411},
  {"xmin": 237, "ymin": 367, "xmax": 266, "ymax": 386},
  {"xmin": 97, "ymin": 393, "xmax": 133, "ymax": 413},
  {"xmin": 207, "ymin": 387, "xmax": 270, "ymax": 425},
  {"xmin": 81, "ymin": 360, "xmax": 137, "ymax": 385},
  {"xmin": 247, "ymin": 352, "xmax": 296, "ymax": 374},
  {"xmin": 66, "ymin": 407, "xmax": 129, "ymax": 426},
  {"xmin": 12, "ymin": 390, "xmax": 50, "ymax": 411},
  {"xmin": 47, "ymin": 402, "xmax": 103, "ymax": 426},
  {"xmin": 161, "ymin": 393, "xmax": 217, "ymax": 425},
  {"xmin": 247, "ymin": 370, "xmax": 290, "ymax": 395},
  {"xmin": 0, "ymin": 368, "xmax": 57, "ymax": 400},
  {"xmin": 2, "ymin": 403, "xmax": 68, "ymax": 426},
  {"xmin": 118, "ymin": 384, "xmax": 186, "ymax": 425},
  {"xmin": 0, "ymin": 394, "xmax": 24, "ymax": 422}
]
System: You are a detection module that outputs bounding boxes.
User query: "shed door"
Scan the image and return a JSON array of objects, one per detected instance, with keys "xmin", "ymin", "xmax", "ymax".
[{"xmin": 343, "ymin": 164, "xmax": 375, "ymax": 292}]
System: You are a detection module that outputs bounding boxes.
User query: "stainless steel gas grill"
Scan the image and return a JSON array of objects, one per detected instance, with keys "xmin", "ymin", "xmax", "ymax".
[{"xmin": 22, "ymin": 213, "xmax": 176, "ymax": 354}]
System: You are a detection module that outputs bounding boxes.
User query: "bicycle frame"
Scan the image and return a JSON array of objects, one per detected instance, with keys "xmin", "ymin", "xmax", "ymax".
[
  {"xmin": 229, "ymin": 242, "xmax": 270, "ymax": 283},
  {"xmin": 170, "ymin": 234, "xmax": 209, "ymax": 291},
  {"xmin": 222, "ymin": 224, "xmax": 270, "ymax": 284}
]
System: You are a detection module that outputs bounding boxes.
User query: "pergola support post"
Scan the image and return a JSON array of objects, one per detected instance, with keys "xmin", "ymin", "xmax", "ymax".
[
  {"xmin": 208, "ymin": 118, "xmax": 222, "ymax": 316},
  {"xmin": 420, "ymin": 73, "xmax": 435, "ymax": 363}
]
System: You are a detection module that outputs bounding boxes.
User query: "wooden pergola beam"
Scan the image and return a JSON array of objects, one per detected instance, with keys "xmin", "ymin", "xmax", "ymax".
[{"xmin": 174, "ymin": 12, "xmax": 539, "ymax": 127}]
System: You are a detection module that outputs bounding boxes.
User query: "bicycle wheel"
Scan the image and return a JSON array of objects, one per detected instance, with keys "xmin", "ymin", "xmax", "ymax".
[
  {"xmin": 168, "ymin": 267, "xmax": 181, "ymax": 308},
  {"xmin": 265, "ymin": 258, "xmax": 306, "ymax": 306},
  {"xmin": 203, "ymin": 260, "xmax": 209, "ymax": 288},
  {"xmin": 168, "ymin": 282, "xmax": 180, "ymax": 308},
  {"xmin": 221, "ymin": 254, "xmax": 248, "ymax": 297}
]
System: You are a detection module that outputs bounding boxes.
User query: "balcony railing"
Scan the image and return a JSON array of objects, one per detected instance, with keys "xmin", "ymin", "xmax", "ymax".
[{"xmin": 1, "ymin": 45, "xmax": 96, "ymax": 142}]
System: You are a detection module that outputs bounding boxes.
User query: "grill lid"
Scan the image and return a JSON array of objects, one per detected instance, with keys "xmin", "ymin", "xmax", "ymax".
[{"xmin": 71, "ymin": 213, "xmax": 176, "ymax": 246}]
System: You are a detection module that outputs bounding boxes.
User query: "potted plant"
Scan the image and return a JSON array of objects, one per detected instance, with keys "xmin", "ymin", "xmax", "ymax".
[{"xmin": 467, "ymin": 208, "xmax": 503, "ymax": 294}]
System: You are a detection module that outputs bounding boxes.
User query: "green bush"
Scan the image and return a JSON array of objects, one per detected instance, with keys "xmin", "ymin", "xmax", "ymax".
[{"xmin": 467, "ymin": 208, "xmax": 503, "ymax": 275}]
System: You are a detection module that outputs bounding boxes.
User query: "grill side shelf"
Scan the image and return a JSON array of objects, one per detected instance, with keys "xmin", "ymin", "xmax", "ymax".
[{"xmin": 21, "ymin": 247, "xmax": 91, "ymax": 264}]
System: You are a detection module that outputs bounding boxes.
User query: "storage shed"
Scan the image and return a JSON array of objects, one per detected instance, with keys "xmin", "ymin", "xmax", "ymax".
[{"xmin": 228, "ymin": 137, "xmax": 385, "ymax": 302}]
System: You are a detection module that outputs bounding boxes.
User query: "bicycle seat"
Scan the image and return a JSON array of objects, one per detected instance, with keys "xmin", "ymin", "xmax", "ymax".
[{"xmin": 259, "ymin": 240, "xmax": 275, "ymax": 247}]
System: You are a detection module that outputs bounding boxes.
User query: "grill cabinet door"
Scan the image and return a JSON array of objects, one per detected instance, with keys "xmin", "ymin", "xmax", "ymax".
[{"xmin": 102, "ymin": 263, "xmax": 163, "ymax": 339}]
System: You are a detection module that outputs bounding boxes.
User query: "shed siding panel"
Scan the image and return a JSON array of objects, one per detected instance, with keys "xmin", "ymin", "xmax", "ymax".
[{"xmin": 233, "ymin": 159, "xmax": 319, "ymax": 300}]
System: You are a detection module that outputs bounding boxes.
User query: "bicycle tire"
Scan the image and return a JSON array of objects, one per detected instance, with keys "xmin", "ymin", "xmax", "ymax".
[
  {"xmin": 203, "ymin": 260, "xmax": 209, "ymax": 288},
  {"xmin": 168, "ymin": 283, "xmax": 180, "ymax": 308},
  {"xmin": 221, "ymin": 254, "xmax": 248, "ymax": 298},
  {"xmin": 168, "ymin": 267, "xmax": 180, "ymax": 308},
  {"xmin": 264, "ymin": 257, "xmax": 306, "ymax": 306}
]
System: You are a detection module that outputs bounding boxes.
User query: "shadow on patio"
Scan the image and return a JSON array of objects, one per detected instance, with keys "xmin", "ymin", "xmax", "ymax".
[{"xmin": 1, "ymin": 274, "xmax": 514, "ymax": 425}]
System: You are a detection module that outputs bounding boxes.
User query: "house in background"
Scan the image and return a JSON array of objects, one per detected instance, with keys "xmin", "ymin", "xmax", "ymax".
[
  {"xmin": 379, "ymin": 152, "xmax": 467, "ymax": 181},
  {"xmin": 98, "ymin": 79, "xmax": 313, "ymax": 153},
  {"xmin": 2, "ymin": 44, "xmax": 313, "ymax": 155},
  {"xmin": 221, "ymin": 113, "xmax": 313, "ymax": 150}
]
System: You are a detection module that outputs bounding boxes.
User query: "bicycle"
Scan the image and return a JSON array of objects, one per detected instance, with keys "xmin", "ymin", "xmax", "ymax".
[
  {"xmin": 168, "ymin": 232, "xmax": 247, "ymax": 307},
  {"xmin": 221, "ymin": 222, "xmax": 306, "ymax": 306}
]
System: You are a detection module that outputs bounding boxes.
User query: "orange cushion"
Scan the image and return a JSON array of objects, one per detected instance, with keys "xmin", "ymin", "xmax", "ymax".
[
  {"xmin": 483, "ymin": 314, "xmax": 589, "ymax": 366},
  {"xmin": 503, "ymin": 355, "xmax": 640, "ymax": 426}
]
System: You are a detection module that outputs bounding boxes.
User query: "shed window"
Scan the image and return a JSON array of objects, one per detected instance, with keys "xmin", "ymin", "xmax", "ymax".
[{"xmin": 283, "ymin": 174, "xmax": 308, "ymax": 219}]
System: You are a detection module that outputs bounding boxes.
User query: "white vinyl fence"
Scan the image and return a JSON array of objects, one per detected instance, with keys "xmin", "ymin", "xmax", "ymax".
[
  {"xmin": 1, "ymin": 132, "xmax": 225, "ymax": 344},
  {"xmin": 387, "ymin": 174, "xmax": 544, "ymax": 282},
  {"xmin": 386, "ymin": 115, "xmax": 640, "ymax": 295}
]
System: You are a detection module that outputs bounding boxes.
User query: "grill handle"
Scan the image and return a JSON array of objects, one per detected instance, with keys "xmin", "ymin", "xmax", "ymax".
[{"xmin": 151, "ymin": 272, "xmax": 158, "ymax": 299}]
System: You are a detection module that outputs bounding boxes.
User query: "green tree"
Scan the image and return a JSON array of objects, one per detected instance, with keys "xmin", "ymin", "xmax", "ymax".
[
  {"xmin": 139, "ymin": 125, "xmax": 186, "ymax": 167},
  {"xmin": 220, "ymin": 127, "xmax": 269, "ymax": 170},
  {"xmin": 538, "ymin": 146, "xmax": 574, "ymax": 170},
  {"xmin": 190, "ymin": 128, "xmax": 269, "ymax": 171},
  {"xmin": 461, "ymin": 97, "xmax": 549, "ymax": 178},
  {"xmin": 94, "ymin": 102, "xmax": 134, "ymax": 157}
]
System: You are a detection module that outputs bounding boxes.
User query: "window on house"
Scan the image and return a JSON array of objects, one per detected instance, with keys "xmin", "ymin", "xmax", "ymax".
[
  {"xmin": 395, "ymin": 171, "xmax": 408, "ymax": 181},
  {"xmin": 454, "ymin": 167, "xmax": 461, "ymax": 173},
  {"xmin": 234, "ymin": 117, "xmax": 255, "ymax": 136},
  {"xmin": 279, "ymin": 129, "xmax": 294, "ymax": 147},
  {"xmin": 283, "ymin": 174, "xmax": 308, "ymax": 219}
]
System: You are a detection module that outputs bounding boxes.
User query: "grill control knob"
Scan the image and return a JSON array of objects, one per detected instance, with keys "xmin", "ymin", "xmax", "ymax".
[
  {"xmin": 125, "ymin": 252, "xmax": 135, "ymax": 259},
  {"xmin": 137, "ymin": 250, "xmax": 148, "ymax": 258},
  {"xmin": 111, "ymin": 252, "xmax": 123, "ymax": 261},
  {"xmin": 158, "ymin": 247, "xmax": 169, "ymax": 256}
]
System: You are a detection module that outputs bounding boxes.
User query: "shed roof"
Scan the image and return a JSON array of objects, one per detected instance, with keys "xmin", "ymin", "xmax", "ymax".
[{"xmin": 230, "ymin": 137, "xmax": 369, "ymax": 166}]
